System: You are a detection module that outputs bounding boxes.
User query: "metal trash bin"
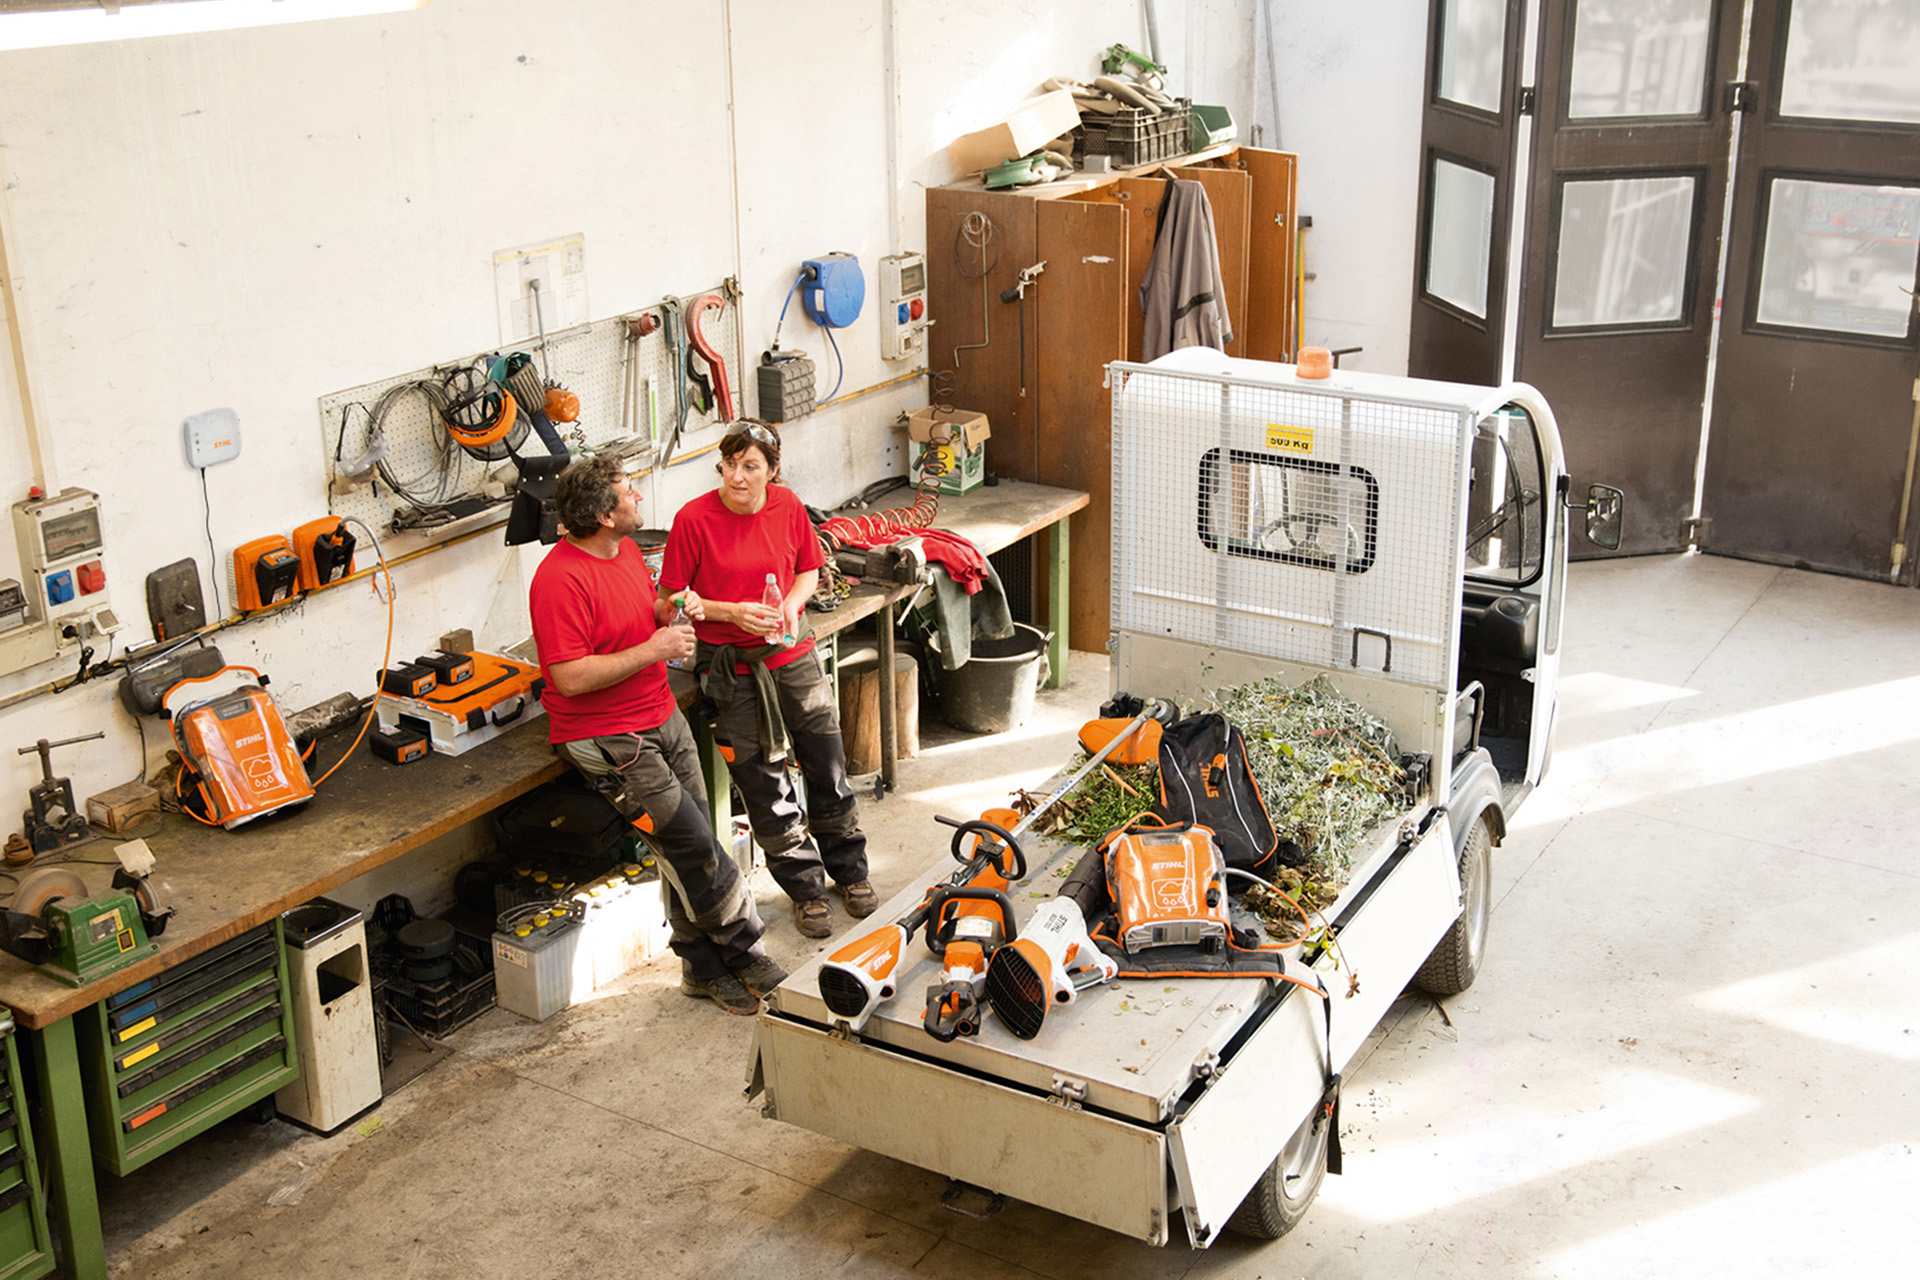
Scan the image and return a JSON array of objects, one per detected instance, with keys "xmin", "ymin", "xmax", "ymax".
[{"xmin": 274, "ymin": 898, "xmax": 384, "ymax": 1133}]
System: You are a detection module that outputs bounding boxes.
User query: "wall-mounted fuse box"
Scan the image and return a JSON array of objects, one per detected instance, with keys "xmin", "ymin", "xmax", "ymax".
[
  {"xmin": 879, "ymin": 252, "xmax": 930, "ymax": 360},
  {"xmin": 11, "ymin": 488, "xmax": 121, "ymax": 658}
]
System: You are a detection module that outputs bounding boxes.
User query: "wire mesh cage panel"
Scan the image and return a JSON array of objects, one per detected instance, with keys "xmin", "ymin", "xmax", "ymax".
[
  {"xmin": 317, "ymin": 287, "xmax": 743, "ymax": 537},
  {"xmin": 1110, "ymin": 355, "xmax": 1470, "ymax": 690}
]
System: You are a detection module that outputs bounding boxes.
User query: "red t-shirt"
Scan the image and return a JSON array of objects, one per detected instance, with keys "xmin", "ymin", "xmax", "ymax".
[
  {"xmin": 529, "ymin": 538, "xmax": 677, "ymax": 742},
  {"xmin": 661, "ymin": 485, "xmax": 825, "ymax": 672}
]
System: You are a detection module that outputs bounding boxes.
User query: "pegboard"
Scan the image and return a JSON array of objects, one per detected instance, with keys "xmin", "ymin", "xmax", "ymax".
[{"xmin": 317, "ymin": 284, "xmax": 745, "ymax": 537}]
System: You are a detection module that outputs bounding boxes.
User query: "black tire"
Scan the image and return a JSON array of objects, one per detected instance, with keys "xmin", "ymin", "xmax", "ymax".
[
  {"xmin": 1225, "ymin": 1101, "xmax": 1331, "ymax": 1240},
  {"xmin": 1414, "ymin": 815, "xmax": 1493, "ymax": 995}
]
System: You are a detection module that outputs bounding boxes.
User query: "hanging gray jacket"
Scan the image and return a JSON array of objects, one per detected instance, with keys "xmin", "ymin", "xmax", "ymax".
[{"xmin": 1139, "ymin": 178, "xmax": 1234, "ymax": 360}]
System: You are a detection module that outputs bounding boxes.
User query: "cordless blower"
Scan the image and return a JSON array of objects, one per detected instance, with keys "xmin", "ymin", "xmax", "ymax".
[
  {"xmin": 983, "ymin": 846, "xmax": 1118, "ymax": 1040},
  {"xmin": 817, "ymin": 813, "xmax": 1025, "ymax": 1036}
]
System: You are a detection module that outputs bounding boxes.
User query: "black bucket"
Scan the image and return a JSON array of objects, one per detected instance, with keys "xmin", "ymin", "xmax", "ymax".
[{"xmin": 938, "ymin": 624, "xmax": 1051, "ymax": 734}]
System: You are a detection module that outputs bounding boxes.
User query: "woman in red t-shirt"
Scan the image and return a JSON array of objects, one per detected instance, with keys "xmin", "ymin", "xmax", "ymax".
[{"xmin": 660, "ymin": 422, "xmax": 876, "ymax": 939}]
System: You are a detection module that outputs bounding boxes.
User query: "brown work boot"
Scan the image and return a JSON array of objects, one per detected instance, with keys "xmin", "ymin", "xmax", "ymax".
[
  {"xmin": 680, "ymin": 971, "xmax": 760, "ymax": 1015},
  {"xmin": 794, "ymin": 896, "xmax": 832, "ymax": 938},
  {"xmin": 839, "ymin": 880, "xmax": 879, "ymax": 918},
  {"xmin": 730, "ymin": 954, "xmax": 789, "ymax": 998}
]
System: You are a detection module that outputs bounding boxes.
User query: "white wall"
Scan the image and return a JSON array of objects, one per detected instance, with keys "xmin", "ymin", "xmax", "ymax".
[
  {"xmin": 1, "ymin": 0, "xmax": 1403, "ymax": 838},
  {"xmin": 1257, "ymin": 0, "xmax": 1427, "ymax": 374}
]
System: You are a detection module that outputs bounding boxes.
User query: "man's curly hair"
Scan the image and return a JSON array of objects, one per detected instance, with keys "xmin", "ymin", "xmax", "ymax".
[{"xmin": 552, "ymin": 453, "xmax": 624, "ymax": 537}]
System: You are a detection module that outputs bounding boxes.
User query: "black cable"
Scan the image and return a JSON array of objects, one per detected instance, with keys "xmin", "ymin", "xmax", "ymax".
[{"xmin": 200, "ymin": 466, "xmax": 223, "ymax": 619}]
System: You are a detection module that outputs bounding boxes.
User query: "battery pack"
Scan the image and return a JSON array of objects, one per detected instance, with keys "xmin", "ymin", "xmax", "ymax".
[
  {"xmin": 379, "ymin": 663, "xmax": 436, "ymax": 699},
  {"xmin": 370, "ymin": 726, "xmax": 429, "ymax": 765},
  {"xmin": 231, "ymin": 537, "xmax": 301, "ymax": 614},
  {"xmin": 414, "ymin": 650, "xmax": 475, "ymax": 686},
  {"xmin": 1105, "ymin": 824, "xmax": 1231, "ymax": 954}
]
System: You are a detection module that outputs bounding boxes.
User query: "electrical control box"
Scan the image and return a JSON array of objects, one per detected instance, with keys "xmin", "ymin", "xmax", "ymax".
[
  {"xmin": 0, "ymin": 580, "xmax": 26, "ymax": 632},
  {"xmin": 10, "ymin": 487, "xmax": 121, "ymax": 657},
  {"xmin": 879, "ymin": 252, "xmax": 930, "ymax": 361}
]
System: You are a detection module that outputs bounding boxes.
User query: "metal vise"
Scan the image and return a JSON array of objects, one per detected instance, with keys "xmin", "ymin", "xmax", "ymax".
[{"xmin": 835, "ymin": 537, "xmax": 930, "ymax": 586}]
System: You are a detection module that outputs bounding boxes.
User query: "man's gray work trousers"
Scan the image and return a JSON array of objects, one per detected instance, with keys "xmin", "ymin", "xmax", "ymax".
[{"xmin": 559, "ymin": 711, "xmax": 766, "ymax": 981}]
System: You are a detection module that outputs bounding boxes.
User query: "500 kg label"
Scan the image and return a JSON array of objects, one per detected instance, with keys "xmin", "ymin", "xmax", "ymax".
[{"xmin": 1266, "ymin": 423, "xmax": 1314, "ymax": 454}]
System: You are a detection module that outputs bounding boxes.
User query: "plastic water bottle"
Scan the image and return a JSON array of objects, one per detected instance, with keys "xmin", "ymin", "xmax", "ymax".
[
  {"xmin": 665, "ymin": 592, "xmax": 689, "ymax": 669},
  {"xmin": 762, "ymin": 573, "xmax": 793, "ymax": 646}
]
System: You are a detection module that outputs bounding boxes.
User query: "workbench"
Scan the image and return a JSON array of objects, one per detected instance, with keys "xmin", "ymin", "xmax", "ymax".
[{"xmin": 0, "ymin": 477, "xmax": 1086, "ymax": 1280}]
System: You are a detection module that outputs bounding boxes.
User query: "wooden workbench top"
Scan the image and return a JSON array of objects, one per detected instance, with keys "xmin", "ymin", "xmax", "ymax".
[
  {"xmin": 0, "ymin": 719, "xmax": 567, "ymax": 1029},
  {"xmin": 897, "ymin": 480, "xmax": 1090, "ymax": 553}
]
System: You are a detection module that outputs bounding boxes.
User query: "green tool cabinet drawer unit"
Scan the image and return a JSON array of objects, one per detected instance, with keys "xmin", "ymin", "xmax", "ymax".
[
  {"xmin": 76, "ymin": 921, "xmax": 299, "ymax": 1175},
  {"xmin": 0, "ymin": 1012, "xmax": 53, "ymax": 1280}
]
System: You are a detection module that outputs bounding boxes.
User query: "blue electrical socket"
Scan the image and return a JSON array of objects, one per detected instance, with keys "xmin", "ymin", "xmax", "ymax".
[{"xmin": 801, "ymin": 253, "xmax": 865, "ymax": 329}]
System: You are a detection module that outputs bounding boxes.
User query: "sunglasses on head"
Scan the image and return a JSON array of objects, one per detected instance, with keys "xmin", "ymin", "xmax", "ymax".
[{"xmin": 724, "ymin": 422, "xmax": 777, "ymax": 450}]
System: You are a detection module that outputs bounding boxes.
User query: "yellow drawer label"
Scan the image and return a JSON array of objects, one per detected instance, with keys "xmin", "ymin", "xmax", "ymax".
[
  {"xmin": 115, "ymin": 1016, "xmax": 157, "ymax": 1043},
  {"xmin": 1266, "ymin": 423, "xmax": 1314, "ymax": 454},
  {"xmin": 118, "ymin": 1042, "xmax": 160, "ymax": 1070}
]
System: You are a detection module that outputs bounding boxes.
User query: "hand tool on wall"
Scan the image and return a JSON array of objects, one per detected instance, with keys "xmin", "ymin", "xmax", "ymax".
[
  {"xmin": 498, "ymin": 353, "xmax": 569, "ymax": 457},
  {"xmin": 658, "ymin": 297, "xmax": 690, "ymax": 466},
  {"xmin": 687, "ymin": 293, "xmax": 736, "ymax": 423}
]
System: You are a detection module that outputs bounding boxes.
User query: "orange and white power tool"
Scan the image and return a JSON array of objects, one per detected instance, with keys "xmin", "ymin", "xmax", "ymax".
[
  {"xmin": 984, "ymin": 847, "xmax": 1119, "ymax": 1040},
  {"xmin": 816, "ymin": 812, "xmax": 1026, "ymax": 1037},
  {"xmin": 920, "ymin": 809, "xmax": 1025, "ymax": 1042}
]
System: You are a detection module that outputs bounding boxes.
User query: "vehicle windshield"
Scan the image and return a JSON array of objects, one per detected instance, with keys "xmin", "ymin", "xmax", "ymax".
[{"xmin": 1464, "ymin": 406, "xmax": 1546, "ymax": 587}]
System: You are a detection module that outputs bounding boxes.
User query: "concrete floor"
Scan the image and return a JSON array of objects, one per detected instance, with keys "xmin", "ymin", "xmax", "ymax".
[{"xmin": 96, "ymin": 554, "xmax": 1919, "ymax": 1279}]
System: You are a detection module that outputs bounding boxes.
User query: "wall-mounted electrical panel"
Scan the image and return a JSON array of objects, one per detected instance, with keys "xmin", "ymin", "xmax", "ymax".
[
  {"xmin": 4, "ymin": 487, "xmax": 121, "ymax": 672},
  {"xmin": 879, "ymin": 252, "xmax": 930, "ymax": 361}
]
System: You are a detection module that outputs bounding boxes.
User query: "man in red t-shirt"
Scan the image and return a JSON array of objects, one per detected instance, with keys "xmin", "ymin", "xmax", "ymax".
[{"xmin": 529, "ymin": 454, "xmax": 781, "ymax": 1014}]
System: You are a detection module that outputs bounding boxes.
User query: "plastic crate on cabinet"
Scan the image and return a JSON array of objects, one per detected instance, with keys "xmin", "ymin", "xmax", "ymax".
[
  {"xmin": 1075, "ymin": 97, "xmax": 1192, "ymax": 168},
  {"xmin": 76, "ymin": 920, "xmax": 300, "ymax": 1176},
  {"xmin": 0, "ymin": 1012, "xmax": 53, "ymax": 1280}
]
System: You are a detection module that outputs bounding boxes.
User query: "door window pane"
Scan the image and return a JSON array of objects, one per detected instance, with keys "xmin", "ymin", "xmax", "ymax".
[
  {"xmin": 1780, "ymin": 0, "xmax": 1920, "ymax": 124},
  {"xmin": 1465, "ymin": 408, "xmax": 1548, "ymax": 586},
  {"xmin": 1552, "ymin": 175, "xmax": 1696, "ymax": 327},
  {"xmin": 1755, "ymin": 178, "xmax": 1920, "ymax": 338},
  {"xmin": 1427, "ymin": 158, "xmax": 1497, "ymax": 318},
  {"xmin": 1438, "ymin": 0, "xmax": 1508, "ymax": 113},
  {"xmin": 1568, "ymin": 0, "xmax": 1713, "ymax": 118}
]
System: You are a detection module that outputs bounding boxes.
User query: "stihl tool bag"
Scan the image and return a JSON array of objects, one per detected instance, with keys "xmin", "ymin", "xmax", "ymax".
[{"xmin": 1154, "ymin": 713, "xmax": 1286, "ymax": 875}]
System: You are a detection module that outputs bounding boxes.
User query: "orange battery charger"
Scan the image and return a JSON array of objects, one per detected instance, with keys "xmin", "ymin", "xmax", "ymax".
[
  {"xmin": 231, "ymin": 536, "xmax": 301, "ymax": 614},
  {"xmin": 291, "ymin": 517, "xmax": 356, "ymax": 592}
]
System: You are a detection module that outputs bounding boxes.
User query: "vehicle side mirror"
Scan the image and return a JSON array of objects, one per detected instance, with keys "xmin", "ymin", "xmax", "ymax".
[{"xmin": 1581, "ymin": 484, "xmax": 1624, "ymax": 550}]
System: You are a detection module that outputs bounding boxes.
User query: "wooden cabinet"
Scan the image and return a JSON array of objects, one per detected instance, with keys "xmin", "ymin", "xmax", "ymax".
[{"xmin": 927, "ymin": 146, "xmax": 1298, "ymax": 653}]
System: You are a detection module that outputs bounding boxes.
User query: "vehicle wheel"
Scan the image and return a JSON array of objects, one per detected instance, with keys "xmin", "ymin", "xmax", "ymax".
[
  {"xmin": 1225, "ymin": 1101, "xmax": 1331, "ymax": 1240},
  {"xmin": 1414, "ymin": 815, "xmax": 1493, "ymax": 995}
]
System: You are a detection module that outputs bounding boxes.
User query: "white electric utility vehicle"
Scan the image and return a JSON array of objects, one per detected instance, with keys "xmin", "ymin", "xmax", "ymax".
[{"xmin": 748, "ymin": 348, "xmax": 1622, "ymax": 1247}]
